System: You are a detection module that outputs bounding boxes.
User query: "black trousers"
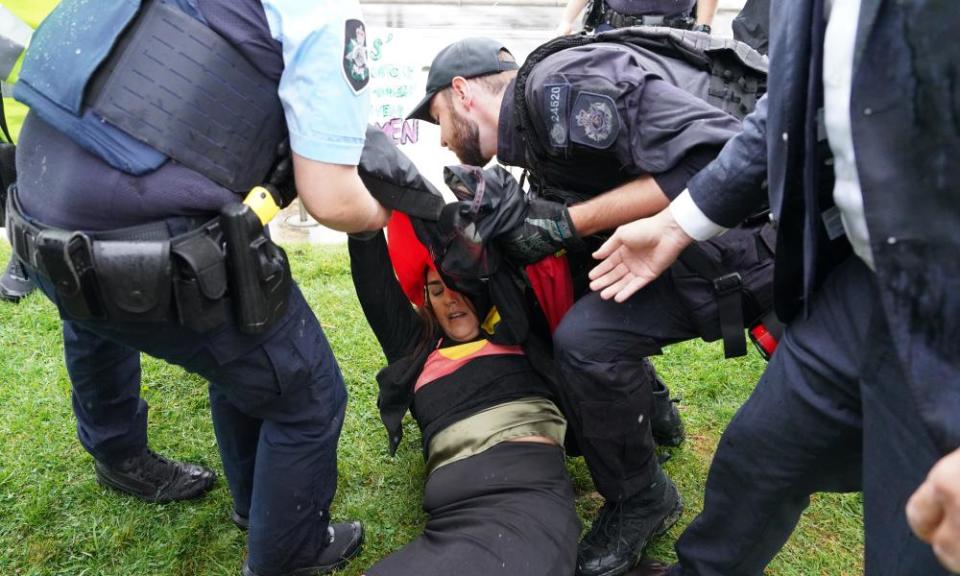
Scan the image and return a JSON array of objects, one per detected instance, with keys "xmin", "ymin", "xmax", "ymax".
[
  {"xmin": 672, "ymin": 257, "xmax": 952, "ymax": 575},
  {"xmin": 554, "ymin": 226, "xmax": 774, "ymax": 502},
  {"xmin": 366, "ymin": 442, "xmax": 581, "ymax": 576}
]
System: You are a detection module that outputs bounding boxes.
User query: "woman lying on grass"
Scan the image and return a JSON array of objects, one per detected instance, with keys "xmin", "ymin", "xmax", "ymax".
[{"xmin": 348, "ymin": 213, "xmax": 580, "ymax": 576}]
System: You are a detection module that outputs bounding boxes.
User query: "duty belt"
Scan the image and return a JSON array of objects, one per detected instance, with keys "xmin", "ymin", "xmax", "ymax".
[
  {"xmin": 5, "ymin": 186, "xmax": 236, "ymax": 332},
  {"xmin": 603, "ymin": 9, "xmax": 694, "ymax": 30}
]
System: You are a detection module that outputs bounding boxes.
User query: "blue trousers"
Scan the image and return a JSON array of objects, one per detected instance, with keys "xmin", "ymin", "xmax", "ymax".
[
  {"xmin": 35, "ymin": 273, "xmax": 347, "ymax": 576},
  {"xmin": 673, "ymin": 258, "xmax": 951, "ymax": 575}
]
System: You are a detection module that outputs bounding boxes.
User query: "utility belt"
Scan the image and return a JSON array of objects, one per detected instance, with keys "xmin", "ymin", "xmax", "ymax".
[
  {"xmin": 5, "ymin": 186, "xmax": 290, "ymax": 334},
  {"xmin": 603, "ymin": 9, "xmax": 694, "ymax": 30}
]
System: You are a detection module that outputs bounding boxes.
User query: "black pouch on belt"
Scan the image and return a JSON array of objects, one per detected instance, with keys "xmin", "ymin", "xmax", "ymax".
[
  {"xmin": 220, "ymin": 203, "xmax": 290, "ymax": 335},
  {"xmin": 93, "ymin": 240, "xmax": 172, "ymax": 322},
  {"xmin": 171, "ymin": 229, "xmax": 229, "ymax": 333},
  {"xmin": 34, "ymin": 230, "xmax": 105, "ymax": 320}
]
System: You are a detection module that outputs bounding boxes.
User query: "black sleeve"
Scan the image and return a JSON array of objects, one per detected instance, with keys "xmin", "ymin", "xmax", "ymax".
[
  {"xmin": 348, "ymin": 232, "xmax": 424, "ymax": 364},
  {"xmin": 651, "ymin": 145, "xmax": 722, "ymax": 200},
  {"xmin": 687, "ymin": 93, "xmax": 770, "ymax": 227}
]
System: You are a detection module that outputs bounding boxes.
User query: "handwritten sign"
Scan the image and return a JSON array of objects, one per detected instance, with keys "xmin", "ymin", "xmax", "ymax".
[{"xmin": 367, "ymin": 29, "xmax": 421, "ymax": 147}]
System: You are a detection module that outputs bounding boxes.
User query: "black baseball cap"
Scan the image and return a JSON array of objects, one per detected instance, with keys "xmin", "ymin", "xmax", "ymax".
[{"xmin": 407, "ymin": 37, "xmax": 518, "ymax": 123}]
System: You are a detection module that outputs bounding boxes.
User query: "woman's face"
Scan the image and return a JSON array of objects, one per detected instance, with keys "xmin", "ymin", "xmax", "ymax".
[{"xmin": 425, "ymin": 269, "xmax": 481, "ymax": 342}]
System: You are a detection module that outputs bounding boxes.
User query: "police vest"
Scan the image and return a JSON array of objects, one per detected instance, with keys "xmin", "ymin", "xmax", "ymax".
[
  {"xmin": 514, "ymin": 27, "xmax": 767, "ymax": 198},
  {"xmin": 14, "ymin": 0, "xmax": 285, "ymax": 192}
]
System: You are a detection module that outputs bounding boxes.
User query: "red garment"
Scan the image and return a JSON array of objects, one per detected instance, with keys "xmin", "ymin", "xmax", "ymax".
[{"xmin": 386, "ymin": 211, "xmax": 435, "ymax": 307}]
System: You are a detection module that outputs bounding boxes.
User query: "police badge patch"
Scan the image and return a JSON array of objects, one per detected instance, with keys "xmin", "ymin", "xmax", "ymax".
[
  {"xmin": 342, "ymin": 19, "xmax": 369, "ymax": 94},
  {"xmin": 569, "ymin": 92, "xmax": 620, "ymax": 149}
]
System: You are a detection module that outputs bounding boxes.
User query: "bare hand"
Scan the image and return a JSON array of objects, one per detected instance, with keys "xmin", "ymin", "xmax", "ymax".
[
  {"xmin": 588, "ymin": 208, "xmax": 693, "ymax": 302},
  {"xmin": 907, "ymin": 447, "xmax": 960, "ymax": 572},
  {"xmin": 555, "ymin": 21, "xmax": 574, "ymax": 36}
]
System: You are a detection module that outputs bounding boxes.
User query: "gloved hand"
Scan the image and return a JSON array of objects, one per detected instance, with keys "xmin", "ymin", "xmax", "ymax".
[
  {"xmin": 497, "ymin": 197, "xmax": 584, "ymax": 265},
  {"xmin": 265, "ymin": 140, "xmax": 297, "ymax": 208},
  {"xmin": 358, "ymin": 126, "xmax": 445, "ymax": 221}
]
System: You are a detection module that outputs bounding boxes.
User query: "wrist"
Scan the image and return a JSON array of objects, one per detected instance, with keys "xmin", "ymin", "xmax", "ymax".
[
  {"xmin": 669, "ymin": 190, "xmax": 727, "ymax": 241},
  {"xmin": 659, "ymin": 208, "xmax": 695, "ymax": 250}
]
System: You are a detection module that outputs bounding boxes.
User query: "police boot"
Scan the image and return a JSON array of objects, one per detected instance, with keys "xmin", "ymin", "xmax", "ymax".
[
  {"xmin": 242, "ymin": 521, "xmax": 364, "ymax": 576},
  {"xmin": 651, "ymin": 378, "xmax": 685, "ymax": 447},
  {"xmin": 576, "ymin": 467, "xmax": 683, "ymax": 576},
  {"xmin": 94, "ymin": 447, "xmax": 216, "ymax": 503},
  {"xmin": 0, "ymin": 256, "xmax": 35, "ymax": 303}
]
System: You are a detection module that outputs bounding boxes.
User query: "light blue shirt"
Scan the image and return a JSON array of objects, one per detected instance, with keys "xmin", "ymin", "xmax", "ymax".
[{"xmin": 262, "ymin": 0, "xmax": 370, "ymax": 165}]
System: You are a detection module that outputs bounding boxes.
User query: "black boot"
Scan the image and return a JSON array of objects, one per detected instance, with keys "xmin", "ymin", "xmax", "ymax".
[
  {"xmin": 0, "ymin": 256, "xmax": 35, "ymax": 303},
  {"xmin": 242, "ymin": 521, "xmax": 364, "ymax": 576},
  {"xmin": 576, "ymin": 468, "xmax": 683, "ymax": 576},
  {"xmin": 94, "ymin": 447, "xmax": 216, "ymax": 503},
  {"xmin": 231, "ymin": 509, "xmax": 250, "ymax": 531},
  {"xmin": 651, "ymin": 378, "xmax": 685, "ymax": 447}
]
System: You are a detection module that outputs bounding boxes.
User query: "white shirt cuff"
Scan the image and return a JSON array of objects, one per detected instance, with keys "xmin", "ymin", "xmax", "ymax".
[{"xmin": 669, "ymin": 190, "xmax": 728, "ymax": 241}]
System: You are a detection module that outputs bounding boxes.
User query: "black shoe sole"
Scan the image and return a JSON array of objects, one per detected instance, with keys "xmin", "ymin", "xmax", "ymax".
[
  {"xmin": 232, "ymin": 510, "xmax": 250, "ymax": 531},
  {"xmin": 95, "ymin": 466, "xmax": 215, "ymax": 504},
  {"xmin": 0, "ymin": 288, "xmax": 31, "ymax": 303}
]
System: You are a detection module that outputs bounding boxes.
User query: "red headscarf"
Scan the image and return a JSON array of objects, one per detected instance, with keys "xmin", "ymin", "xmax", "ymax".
[{"xmin": 386, "ymin": 211, "xmax": 435, "ymax": 308}]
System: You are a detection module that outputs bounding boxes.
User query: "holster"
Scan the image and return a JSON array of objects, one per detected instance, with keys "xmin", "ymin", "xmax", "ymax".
[{"xmin": 220, "ymin": 202, "xmax": 291, "ymax": 335}]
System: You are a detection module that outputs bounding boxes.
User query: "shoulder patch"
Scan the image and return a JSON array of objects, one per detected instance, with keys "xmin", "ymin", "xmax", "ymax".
[
  {"xmin": 541, "ymin": 84, "xmax": 569, "ymax": 148},
  {"xmin": 569, "ymin": 92, "xmax": 620, "ymax": 149},
  {"xmin": 342, "ymin": 19, "xmax": 369, "ymax": 94}
]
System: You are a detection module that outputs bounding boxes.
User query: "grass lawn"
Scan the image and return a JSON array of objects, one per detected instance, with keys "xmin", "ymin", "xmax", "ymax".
[{"xmin": 0, "ymin": 242, "xmax": 864, "ymax": 575}]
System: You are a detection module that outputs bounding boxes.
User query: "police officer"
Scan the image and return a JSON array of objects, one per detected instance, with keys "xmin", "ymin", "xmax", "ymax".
[
  {"xmin": 2, "ymin": 2, "xmax": 217, "ymax": 506},
  {"xmin": 556, "ymin": 0, "xmax": 717, "ymax": 36},
  {"xmin": 8, "ymin": 1, "xmax": 389, "ymax": 575},
  {"xmin": 0, "ymin": 1, "xmax": 48, "ymax": 303},
  {"xmin": 408, "ymin": 36, "xmax": 773, "ymax": 576}
]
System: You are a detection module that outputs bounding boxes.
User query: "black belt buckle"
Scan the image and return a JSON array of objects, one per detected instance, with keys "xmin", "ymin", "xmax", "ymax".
[
  {"xmin": 712, "ymin": 272, "xmax": 742, "ymax": 296},
  {"xmin": 36, "ymin": 230, "xmax": 105, "ymax": 320}
]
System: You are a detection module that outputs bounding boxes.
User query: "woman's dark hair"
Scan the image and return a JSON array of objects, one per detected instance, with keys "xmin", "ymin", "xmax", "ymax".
[{"xmin": 412, "ymin": 285, "xmax": 442, "ymax": 359}]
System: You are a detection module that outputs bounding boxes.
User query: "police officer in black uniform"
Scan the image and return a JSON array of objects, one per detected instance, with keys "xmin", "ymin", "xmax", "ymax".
[
  {"xmin": 556, "ymin": 0, "xmax": 717, "ymax": 36},
  {"xmin": 408, "ymin": 35, "xmax": 773, "ymax": 576},
  {"xmin": 6, "ymin": 1, "xmax": 389, "ymax": 574}
]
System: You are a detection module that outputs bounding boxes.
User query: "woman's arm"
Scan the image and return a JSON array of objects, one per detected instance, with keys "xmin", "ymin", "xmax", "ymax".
[{"xmin": 349, "ymin": 231, "xmax": 424, "ymax": 363}]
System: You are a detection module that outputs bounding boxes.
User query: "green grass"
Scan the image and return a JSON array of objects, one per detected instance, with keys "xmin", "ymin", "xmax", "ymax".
[{"xmin": 0, "ymin": 242, "xmax": 863, "ymax": 575}]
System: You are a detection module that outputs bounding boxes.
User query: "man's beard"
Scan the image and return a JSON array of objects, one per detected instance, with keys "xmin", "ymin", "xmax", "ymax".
[{"xmin": 450, "ymin": 110, "xmax": 488, "ymax": 166}]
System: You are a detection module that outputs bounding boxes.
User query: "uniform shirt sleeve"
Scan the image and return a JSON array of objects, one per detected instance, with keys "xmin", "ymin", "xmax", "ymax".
[{"xmin": 262, "ymin": 1, "xmax": 370, "ymax": 165}]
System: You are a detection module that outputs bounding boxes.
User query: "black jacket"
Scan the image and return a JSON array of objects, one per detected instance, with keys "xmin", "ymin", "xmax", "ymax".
[{"xmin": 686, "ymin": 0, "xmax": 960, "ymax": 453}]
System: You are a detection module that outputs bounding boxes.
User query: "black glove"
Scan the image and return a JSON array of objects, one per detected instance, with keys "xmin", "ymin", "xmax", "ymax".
[
  {"xmin": 358, "ymin": 126, "xmax": 445, "ymax": 221},
  {"xmin": 497, "ymin": 198, "xmax": 584, "ymax": 265},
  {"xmin": 265, "ymin": 140, "xmax": 297, "ymax": 208}
]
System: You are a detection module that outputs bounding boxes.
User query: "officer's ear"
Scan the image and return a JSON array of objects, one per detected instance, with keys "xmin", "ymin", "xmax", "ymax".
[{"xmin": 450, "ymin": 76, "xmax": 473, "ymax": 108}]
